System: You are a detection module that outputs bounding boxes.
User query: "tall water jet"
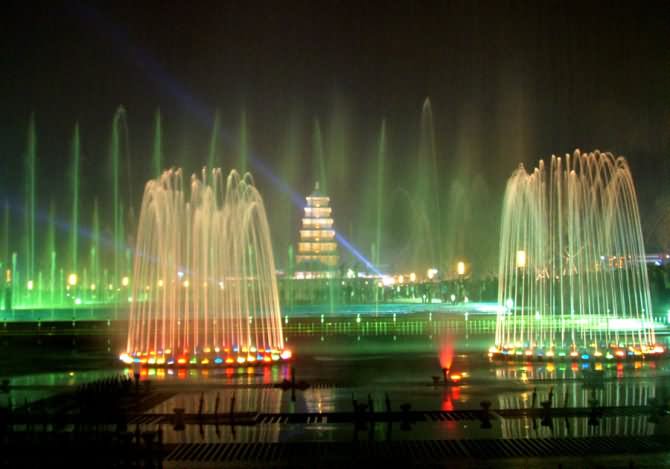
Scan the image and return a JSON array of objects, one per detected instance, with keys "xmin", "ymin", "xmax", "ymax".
[
  {"xmin": 492, "ymin": 150, "xmax": 659, "ymax": 358},
  {"xmin": 374, "ymin": 120, "xmax": 386, "ymax": 267},
  {"xmin": 152, "ymin": 110, "xmax": 163, "ymax": 178},
  {"xmin": 90, "ymin": 199, "xmax": 100, "ymax": 294},
  {"xmin": 124, "ymin": 168, "xmax": 288, "ymax": 365},
  {"xmin": 2, "ymin": 199, "xmax": 8, "ymax": 266},
  {"xmin": 70, "ymin": 124, "xmax": 80, "ymax": 272},
  {"xmin": 110, "ymin": 107, "xmax": 127, "ymax": 289},
  {"xmin": 408, "ymin": 99, "xmax": 442, "ymax": 272},
  {"xmin": 46, "ymin": 201, "xmax": 56, "ymax": 307},
  {"xmin": 207, "ymin": 110, "xmax": 221, "ymax": 170},
  {"xmin": 24, "ymin": 115, "xmax": 37, "ymax": 283},
  {"xmin": 238, "ymin": 111, "xmax": 249, "ymax": 175},
  {"xmin": 312, "ymin": 119, "xmax": 327, "ymax": 194},
  {"xmin": 277, "ymin": 109, "xmax": 302, "ymax": 269}
]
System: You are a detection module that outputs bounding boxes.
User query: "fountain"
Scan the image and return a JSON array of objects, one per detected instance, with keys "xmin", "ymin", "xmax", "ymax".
[
  {"xmin": 123, "ymin": 168, "xmax": 289, "ymax": 366},
  {"xmin": 491, "ymin": 150, "xmax": 662, "ymax": 361}
]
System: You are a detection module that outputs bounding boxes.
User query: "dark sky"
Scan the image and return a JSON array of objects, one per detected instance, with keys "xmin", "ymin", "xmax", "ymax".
[{"xmin": 1, "ymin": 0, "xmax": 669, "ymax": 272}]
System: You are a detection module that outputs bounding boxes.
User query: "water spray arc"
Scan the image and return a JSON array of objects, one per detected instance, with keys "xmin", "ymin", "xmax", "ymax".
[
  {"xmin": 124, "ymin": 168, "xmax": 288, "ymax": 366},
  {"xmin": 492, "ymin": 150, "xmax": 660, "ymax": 360}
]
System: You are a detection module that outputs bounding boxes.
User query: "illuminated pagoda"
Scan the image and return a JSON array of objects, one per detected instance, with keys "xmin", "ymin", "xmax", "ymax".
[{"xmin": 295, "ymin": 182, "xmax": 339, "ymax": 278}]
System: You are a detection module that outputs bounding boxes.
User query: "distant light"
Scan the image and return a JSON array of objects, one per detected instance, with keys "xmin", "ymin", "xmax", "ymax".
[
  {"xmin": 68, "ymin": 273, "xmax": 78, "ymax": 286},
  {"xmin": 427, "ymin": 268, "xmax": 438, "ymax": 280},
  {"xmin": 516, "ymin": 250, "xmax": 527, "ymax": 268},
  {"xmin": 4, "ymin": 269, "xmax": 11, "ymax": 284},
  {"xmin": 505, "ymin": 298, "xmax": 514, "ymax": 310},
  {"xmin": 27, "ymin": 280, "xmax": 34, "ymax": 291},
  {"xmin": 398, "ymin": 275, "xmax": 404, "ymax": 284},
  {"xmin": 177, "ymin": 271, "xmax": 184, "ymax": 279},
  {"xmin": 183, "ymin": 280, "xmax": 189, "ymax": 288},
  {"xmin": 280, "ymin": 350, "xmax": 292, "ymax": 360},
  {"xmin": 456, "ymin": 262, "xmax": 465, "ymax": 276},
  {"xmin": 346, "ymin": 268, "xmax": 355, "ymax": 279},
  {"xmin": 121, "ymin": 276, "xmax": 129, "ymax": 287},
  {"xmin": 157, "ymin": 279, "xmax": 164, "ymax": 288},
  {"xmin": 382, "ymin": 275, "xmax": 395, "ymax": 286},
  {"xmin": 409, "ymin": 272, "xmax": 416, "ymax": 282},
  {"xmin": 75, "ymin": 298, "xmax": 82, "ymax": 305},
  {"xmin": 90, "ymin": 283, "xmax": 96, "ymax": 291}
]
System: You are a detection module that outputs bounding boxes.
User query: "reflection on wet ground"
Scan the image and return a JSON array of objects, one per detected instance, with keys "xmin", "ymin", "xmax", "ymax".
[{"xmin": 2, "ymin": 331, "xmax": 670, "ymax": 444}]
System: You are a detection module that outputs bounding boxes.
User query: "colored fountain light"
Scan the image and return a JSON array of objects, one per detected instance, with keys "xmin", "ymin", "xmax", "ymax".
[
  {"xmin": 492, "ymin": 150, "xmax": 660, "ymax": 361},
  {"xmin": 124, "ymin": 168, "xmax": 287, "ymax": 366}
]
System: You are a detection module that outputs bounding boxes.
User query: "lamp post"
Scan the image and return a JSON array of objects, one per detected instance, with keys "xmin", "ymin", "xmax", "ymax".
[
  {"xmin": 456, "ymin": 261, "xmax": 466, "ymax": 303},
  {"xmin": 516, "ymin": 250, "xmax": 527, "ymax": 269},
  {"xmin": 456, "ymin": 261, "xmax": 465, "ymax": 277}
]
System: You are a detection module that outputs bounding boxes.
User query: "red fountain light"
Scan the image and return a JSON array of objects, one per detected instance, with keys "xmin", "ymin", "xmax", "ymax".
[{"xmin": 438, "ymin": 336, "xmax": 454, "ymax": 371}]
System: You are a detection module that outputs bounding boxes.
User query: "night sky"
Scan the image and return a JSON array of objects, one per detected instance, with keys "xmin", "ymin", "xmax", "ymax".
[{"xmin": 1, "ymin": 1, "xmax": 669, "ymax": 273}]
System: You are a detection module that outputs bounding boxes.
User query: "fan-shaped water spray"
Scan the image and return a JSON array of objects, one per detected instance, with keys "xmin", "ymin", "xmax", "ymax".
[
  {"xmin": 492, "ymin": 150, "xmax": 660, "ymax": 360},
  {"xmin": 123, "ymin": 168, "xmax": 288, "ymax": 366}
]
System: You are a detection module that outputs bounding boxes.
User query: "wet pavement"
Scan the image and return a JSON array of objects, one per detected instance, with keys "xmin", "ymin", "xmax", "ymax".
[{"xmin": 3, "ymin": 330, "xmax": 670, "ymax": 445}]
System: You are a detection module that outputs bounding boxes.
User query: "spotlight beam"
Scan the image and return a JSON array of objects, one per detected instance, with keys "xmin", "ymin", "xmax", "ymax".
[{"xmin": 71, "ymin": 3, "xmax": 382, "ymax": 275}]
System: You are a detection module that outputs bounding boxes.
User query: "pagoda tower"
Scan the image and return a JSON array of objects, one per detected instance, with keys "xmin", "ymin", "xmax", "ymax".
[{"xmin": 296, "ymin": 182, "xmax": 339, "ymax": 278}]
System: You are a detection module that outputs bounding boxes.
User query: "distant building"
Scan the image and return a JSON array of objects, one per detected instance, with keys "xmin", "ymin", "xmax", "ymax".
[{"xmin": 295, "ymin": 182, "xmax": 339, "ymax": 278}]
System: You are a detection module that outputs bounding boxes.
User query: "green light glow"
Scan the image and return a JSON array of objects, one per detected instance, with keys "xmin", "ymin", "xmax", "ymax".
[{"xmin": 70, "ymin": 124, "xmax": 80, "ymax": 272}]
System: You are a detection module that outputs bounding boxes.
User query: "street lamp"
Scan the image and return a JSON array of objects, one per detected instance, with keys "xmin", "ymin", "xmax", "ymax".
[
  {"xmin": 456, "ymin": 261, "xmax": 465, "ymax": 276},
  {"xmin": 68, "ymin": 273, "xmax": 78, "ymax": 287},
  {"xmin": 516, "ymin": 250, "xmax": 527, "ymax": 269}
]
